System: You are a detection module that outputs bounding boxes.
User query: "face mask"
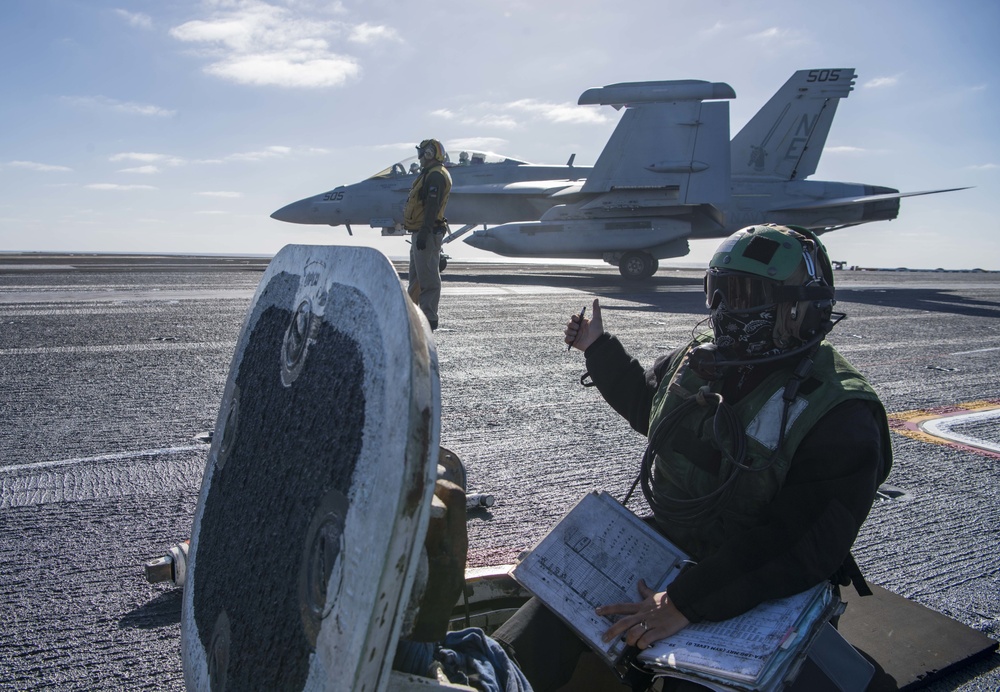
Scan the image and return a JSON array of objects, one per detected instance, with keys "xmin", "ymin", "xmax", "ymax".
[{"xmin": 710, "ymin": 305, "xmax": 783, "ymax": 360}]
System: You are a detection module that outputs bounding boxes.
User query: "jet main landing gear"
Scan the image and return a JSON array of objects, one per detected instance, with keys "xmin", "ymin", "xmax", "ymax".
[{"xmin": 618, "ymin": 251, "xmax": 658, "ymax": 279}]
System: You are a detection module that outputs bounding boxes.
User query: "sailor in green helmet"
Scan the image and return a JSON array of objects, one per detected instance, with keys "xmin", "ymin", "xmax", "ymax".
[{"xmin": 495, "ymin": 224, "xmax": 892, "ymax": 691}]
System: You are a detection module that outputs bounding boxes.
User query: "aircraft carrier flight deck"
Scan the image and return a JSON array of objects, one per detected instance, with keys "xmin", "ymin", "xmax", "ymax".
[{"xmin": 1, "ymin": 254, "xmax": 998, "ymax": 690}]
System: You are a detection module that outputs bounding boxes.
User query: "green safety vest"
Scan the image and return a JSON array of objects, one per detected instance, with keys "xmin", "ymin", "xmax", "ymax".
[
  {"xmin": 647, "ymin": 338, "xmax": 890, "ymax": 560},
  {"xmin": 404, "ymin": 163, "xmax": 452, "ymax": 231}
]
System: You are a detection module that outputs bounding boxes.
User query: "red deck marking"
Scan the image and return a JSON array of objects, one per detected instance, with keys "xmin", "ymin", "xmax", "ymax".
[{"xmin": 888, "ymin": 399, "xmax": 1000, "ymax": 460}]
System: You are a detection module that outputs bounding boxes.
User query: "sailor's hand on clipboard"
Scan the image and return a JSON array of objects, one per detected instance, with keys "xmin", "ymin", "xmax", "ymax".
[{"xmin": 596, "ymin": 578, "xmax": 691, "ymax": 650}]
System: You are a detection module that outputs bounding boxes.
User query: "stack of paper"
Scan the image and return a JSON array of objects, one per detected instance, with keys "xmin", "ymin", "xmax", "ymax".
[{"xmin": 512, "ymin": 491, "xmax": 841, "ymax": 691}]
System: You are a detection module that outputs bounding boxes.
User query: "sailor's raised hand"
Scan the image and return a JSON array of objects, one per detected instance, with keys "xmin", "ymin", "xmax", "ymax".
[{"xmin": 564, "ymin": 298, "xmax": 604, "ymax": 352}]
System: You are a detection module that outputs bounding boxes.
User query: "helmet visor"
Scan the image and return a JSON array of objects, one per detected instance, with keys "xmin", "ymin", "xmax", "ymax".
[{"xmin": 705, "ymin": 269, "xmax": 782, "ymax": 311}]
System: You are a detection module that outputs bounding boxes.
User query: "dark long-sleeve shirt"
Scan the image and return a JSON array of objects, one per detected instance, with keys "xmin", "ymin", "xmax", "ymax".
[{"xmin": 584, "ymin": 333, "xmax": 889, "ymax": 622}]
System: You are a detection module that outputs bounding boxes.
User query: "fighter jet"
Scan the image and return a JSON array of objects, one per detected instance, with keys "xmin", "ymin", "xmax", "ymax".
[
  {"xmin": 271, "ymin": 69, "xmax": 965, "ymax": 278},
  {"xmin": 270, "ymin": 148, "xmax": 590, "ymax": 266}
]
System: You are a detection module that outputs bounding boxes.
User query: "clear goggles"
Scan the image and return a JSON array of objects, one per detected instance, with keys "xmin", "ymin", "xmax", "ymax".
[{"xmin": 704, "ymin": 270, "xmax": 783, "ymax": 311}]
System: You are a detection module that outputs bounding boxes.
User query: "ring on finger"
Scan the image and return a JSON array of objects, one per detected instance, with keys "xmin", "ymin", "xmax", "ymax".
[{"xmin": 640, "ymin": 621, "xmax": 648, "ymax": 632}]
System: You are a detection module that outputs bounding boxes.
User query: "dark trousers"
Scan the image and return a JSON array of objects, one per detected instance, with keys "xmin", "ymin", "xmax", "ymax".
[
  {"xmin": 492, "ymin": 597, "xmax": 589, "ymax": 692},
  {"xmin": 494, "ymin": 598, "xmax": 716, "ymax": 692}
]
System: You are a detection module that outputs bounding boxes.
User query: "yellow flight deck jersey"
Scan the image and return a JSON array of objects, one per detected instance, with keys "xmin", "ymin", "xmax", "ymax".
[{"xmin": 404, "ymin": 163, "xmax": 452, "ymax": 232}]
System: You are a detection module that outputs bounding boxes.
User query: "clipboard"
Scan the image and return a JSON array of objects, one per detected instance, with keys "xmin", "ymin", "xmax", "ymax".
[{"xmin": 511, "ymin": 491, "xmax": 842, "ymax": 690}]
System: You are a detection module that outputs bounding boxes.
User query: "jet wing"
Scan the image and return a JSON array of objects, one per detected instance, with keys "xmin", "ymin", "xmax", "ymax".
[
  {"xmin": 770, "ymin": 187, "xmax": 971, "ymax": 212},
  {"xmin": 575, "ymin": 188, "xmax": 682, "ymax": 213},
  {"xmin": 578, "ymin": 81, "xmax": 733, "ymax": 204}
]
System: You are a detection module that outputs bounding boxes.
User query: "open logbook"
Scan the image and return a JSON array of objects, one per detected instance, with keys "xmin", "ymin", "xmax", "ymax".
[{"xmin": 511, "ymin": 491, "xmax": 843, "ymax": 691}]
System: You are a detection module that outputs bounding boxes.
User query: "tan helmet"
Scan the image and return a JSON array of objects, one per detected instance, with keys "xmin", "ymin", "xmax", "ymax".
[{"xmin": 416, "ymin": 139, "xmax": 447, "ymax": 164}]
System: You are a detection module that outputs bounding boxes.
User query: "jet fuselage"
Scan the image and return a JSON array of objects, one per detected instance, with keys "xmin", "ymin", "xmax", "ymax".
[{"xmin": 271, "ymin": 161, "xmax": 591, "ymax": 230}]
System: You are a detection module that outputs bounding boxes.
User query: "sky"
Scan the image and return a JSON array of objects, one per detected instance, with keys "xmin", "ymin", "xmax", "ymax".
[{"xmin": 1, "ymin": 0, "xmax": 998, "ymax": 270}]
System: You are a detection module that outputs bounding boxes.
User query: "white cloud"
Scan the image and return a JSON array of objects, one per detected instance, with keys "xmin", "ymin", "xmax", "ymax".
[
  {"xmin": 863, "ymin": 76, "xmax": 900, "ymax": 89},
  {"xmin": 373, "ymin": 142, "xmax": 422, "ymax": 153},
  {"xmin": 825, "ymin": 146, "xmax": 868, "ymax": 155},
  {"xmin": 348, "ymin": 23, "xmax": 401, "ymax": 45},
  {"xmin": 745, "ymin": 26, "xmax": 808, "ymax": 47},
  {"xmin": 509, "ymin": 99, "xmax": 610, "ymax": 125},
  {"xmin": 748, "ymin": 27, "xmax": 782, "ymax": 41},
  {"xmin": 205, "ymin": 52, "xmax": 358, "ymax": 87},
  {"xmin": 446, "ymin": 137, "xmax": 510, "ymax": 152},
  {"xmin": 84, "ymin": 183, "xmax": 157, "ymax": 190},
  {"xmin": 64, "ymin": 96, "xmax": 176, "ymax": 117},
  {"xmin": 967, "ymin": 163, "xmax": 998, "ymax": 171},
  {"xmin": 119, "ymin": 165, "xmax": 161, "ymax": 174},
  {"xmin": 110, "ymin": 152, "xmax": 186, "ymax": 166},
  {"xmin": 170, "ymin": 2, "xmax": 361, "ymax": 88},
  {"xmin": 431, "ymin": 99, "xmax": 609, "ymax": 131},
  {"xmin": 431, "ymin": 110, "xmax": 519, "ymax": 130},
  {"xmin": 115, "ymin": 9, "xmax": 153, "ymax": 29},
  {"xmin": 431, "ymin": 106, "xmax": 519, "ymax": 128},
  {"xmin": 8, "ymin": 161, "xmax": 73, "ymax": 172},
  {"xmin": 465, "ymin": 114, "xmax": 519, "ymax": 129},
  {"xmin": 225, "ymin": 145, "xmax": 292, "ymax": 162},
  {"xmin": 197, "ymin": 191, "xmax": 244, "ymax": 198},
  {"xmin": 108, "ymin": 145, "xmax": 322, "ymax": 168},
  {"xmin": 699, "ymin": 21, "xmax": 728, "ymax": 38},
  {"xmin": 170, "ymin": 3, "xmax": 293, "ymax": 52}
]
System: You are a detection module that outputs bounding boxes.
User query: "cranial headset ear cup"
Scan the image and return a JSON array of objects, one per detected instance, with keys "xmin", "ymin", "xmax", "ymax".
[
  {"xmin": 797, "ymin": 295, "xmax": 833, "ymax": 340},
  {"xmin": 777, "ymin": 228, "xmax": 836, "ymax": 343}
]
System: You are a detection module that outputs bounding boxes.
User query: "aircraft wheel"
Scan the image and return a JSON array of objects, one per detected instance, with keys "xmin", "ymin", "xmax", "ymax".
[
  {"xmin": 439, "ymin": 255, "xmax": 448, "ymax": 272},
  {"xmin": 619, "ymin": 251, "xmax": 654, "ymax": 279}
]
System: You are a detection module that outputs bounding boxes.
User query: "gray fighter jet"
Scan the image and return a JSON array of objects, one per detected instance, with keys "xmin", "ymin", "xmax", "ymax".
[{"xmin": 271, "ymin": 69, "xmax": 965, "ymax": 278}]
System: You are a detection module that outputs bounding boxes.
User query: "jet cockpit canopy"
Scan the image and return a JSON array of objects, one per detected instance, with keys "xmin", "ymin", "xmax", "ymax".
[{"xmin": 367, "ymin": 151, "xmax": 527, "ymax": 180}]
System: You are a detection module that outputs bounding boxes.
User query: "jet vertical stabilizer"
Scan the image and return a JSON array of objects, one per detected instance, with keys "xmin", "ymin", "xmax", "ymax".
[
  {"xmin": 578, "ymin": 81, "xmax": 735, "ymax": 204},
  {"xmin": 731, "ymin": 68, "xmax": 856, "ymax": 181}
]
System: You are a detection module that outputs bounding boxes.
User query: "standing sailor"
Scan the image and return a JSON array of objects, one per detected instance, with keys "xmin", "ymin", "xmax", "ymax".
[{"xmin": 405, "ymin": 139, "xmax": 452, "ymax": 330}]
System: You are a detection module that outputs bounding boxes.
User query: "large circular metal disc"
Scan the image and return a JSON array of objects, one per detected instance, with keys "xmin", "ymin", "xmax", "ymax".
[{"xmin": 181, "ymin": 245, "xmax": 439, "ymax": 692}]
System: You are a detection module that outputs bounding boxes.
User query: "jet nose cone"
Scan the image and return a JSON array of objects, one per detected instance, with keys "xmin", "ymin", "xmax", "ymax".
[{"xmin": 270, "ymin": 197, "xmax": 317, "ymax": 224}]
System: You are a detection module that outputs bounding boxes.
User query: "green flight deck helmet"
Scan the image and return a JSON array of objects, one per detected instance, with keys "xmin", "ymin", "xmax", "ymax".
[{"xmin": 705, "ymin": 224, "xmax": 836, "ymax": 354}]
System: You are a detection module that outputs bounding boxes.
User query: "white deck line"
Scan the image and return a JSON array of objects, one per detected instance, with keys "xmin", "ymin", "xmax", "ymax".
[{"xmin": 920, "ymin": 408, "xmax": 1000, "ymax": 454}]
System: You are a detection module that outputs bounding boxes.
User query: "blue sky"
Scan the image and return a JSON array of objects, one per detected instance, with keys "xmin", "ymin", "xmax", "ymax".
[{"xmin": 1, "ymin": 0, "xmax": 997, "ymax": 269}]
